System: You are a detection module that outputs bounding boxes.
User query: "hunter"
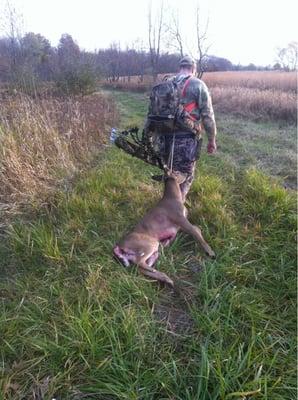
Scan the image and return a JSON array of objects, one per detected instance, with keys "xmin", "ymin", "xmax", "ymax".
[{"xmin": 145, "ymin": 55, "xmax": 217, "ymax": 199}]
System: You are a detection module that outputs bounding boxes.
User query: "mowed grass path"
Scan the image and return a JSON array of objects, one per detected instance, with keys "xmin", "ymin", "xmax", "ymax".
[{"xmin": 0, "ymin": 91, "xmax": 296, "ymax": 399}]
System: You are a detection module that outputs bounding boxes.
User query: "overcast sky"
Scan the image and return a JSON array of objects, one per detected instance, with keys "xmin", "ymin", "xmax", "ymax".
[{"xmin": 0, "ymin": 0, "xmax": 297, "ymax": 66}]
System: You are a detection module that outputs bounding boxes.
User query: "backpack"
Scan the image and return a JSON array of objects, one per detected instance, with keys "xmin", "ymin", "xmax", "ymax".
[{"xmin": 146, "ymin": 76, "xmax": 199, "ymax": 134}]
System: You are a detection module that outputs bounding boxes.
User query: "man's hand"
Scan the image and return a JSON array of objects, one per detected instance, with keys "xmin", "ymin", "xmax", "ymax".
[{"xmin": 207, "ymin": 139, "xmax": 217, "ymax": 154}]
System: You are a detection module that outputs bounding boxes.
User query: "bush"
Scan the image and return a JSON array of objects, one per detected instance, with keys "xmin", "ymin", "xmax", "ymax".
[{"xmin": 55, "ymin": 65, "xmax": 98, "ymax": 96}]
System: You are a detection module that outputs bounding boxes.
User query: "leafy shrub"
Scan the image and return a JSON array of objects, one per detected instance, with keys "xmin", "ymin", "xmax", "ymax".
[{"xmin": 55, "ymin": 65, "xmax": 97, "ymax": 96}]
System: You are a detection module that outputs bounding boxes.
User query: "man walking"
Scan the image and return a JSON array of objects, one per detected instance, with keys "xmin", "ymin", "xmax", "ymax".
[{"xmin": 146, "ymin": 55, "xmax": 217, "ymax": 200}]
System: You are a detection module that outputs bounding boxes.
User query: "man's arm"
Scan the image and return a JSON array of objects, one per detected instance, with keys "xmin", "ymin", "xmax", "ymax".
[{"xmin": 199, "ymin": 82, "xmax": 217, "ymax": 153}]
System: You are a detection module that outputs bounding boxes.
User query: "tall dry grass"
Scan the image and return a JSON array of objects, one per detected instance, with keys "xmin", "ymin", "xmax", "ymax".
[
  {"xmin": 102, "ymin": 71, "xmax": 297, "ymax": 92},
  {"xmin": 0, "ymin": 93, "xmax": 118, "ymax": 209},
  {"xmin": 210, "ymin": 86, "xmax": 297, "ymax": 123},
  {"xmin": 203, "ymin": 71, "xmax": 297, "ymax": 92}
]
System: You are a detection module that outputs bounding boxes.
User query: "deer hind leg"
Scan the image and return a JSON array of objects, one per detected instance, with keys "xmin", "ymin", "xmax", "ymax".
[{"xmin": 176, "ymin": 217, "xmax": 215, "ymax": 258}]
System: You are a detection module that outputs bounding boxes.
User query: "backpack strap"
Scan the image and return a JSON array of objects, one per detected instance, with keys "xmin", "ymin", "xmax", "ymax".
[
  {"xmin": 181, "ymin": 76, "xmax": 197, "ymax": 120},
  {"xmin": 181, "ymin": 76, "xmax": 193, "ymax": 97},
  {"xmin": 184, "ymin": 102, "xmax": 197, "ymax": 120}
]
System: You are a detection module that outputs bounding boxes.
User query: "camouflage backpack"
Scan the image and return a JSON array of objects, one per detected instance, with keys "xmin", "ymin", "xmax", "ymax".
[{"xmin": 146, "ymin": 76, "xmax": 200, "ymax": 135}]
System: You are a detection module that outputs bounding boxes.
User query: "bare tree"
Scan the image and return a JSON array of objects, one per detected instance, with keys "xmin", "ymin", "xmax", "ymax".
[
  {"xmin": 276, "ymin": 42, "xmax": 298, "ymax": 71},
  {"xmin": 148, "ymin": 0, "xmax": 165, "ymax": 82},
  {"xmin": 0, "ymin": 1, "xmax": 24, "ymax": 73},
  {"xmin": 133, "ymin": 39, "xmax": 148, "ymax": 82},
  {"xmin": 194, "ymin": 4, "xmax": 211, "ymax": 78},
  {"xmin": 166, "ymin": 9, "xmax": 184, "ymax": 57},
  {"xmin": 165, "ymin": 3, "xmax": 211, "ymax": 78},
  {"xmin": 106, "ymin": 42, "xmax": 122, "ymax": 82}
]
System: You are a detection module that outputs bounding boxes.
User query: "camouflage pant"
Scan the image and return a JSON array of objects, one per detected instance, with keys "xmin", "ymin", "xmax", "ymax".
[{"xmin": 156, "ymin": 133, "xmax": 203, "ymax": 198}]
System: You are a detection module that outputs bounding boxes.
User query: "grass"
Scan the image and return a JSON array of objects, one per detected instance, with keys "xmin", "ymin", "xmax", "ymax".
[
  {"xmin": 210, "ymin": 86, "xmax": 296, "ymax": 124},
  {"xmin": 0, "ymin": 92, "xmax": 118, "ymax": 210},
  {"xmin": 203, "ymin": 71, "xmax": 297, "ymax": 92},
  {"xmin": 215, "ymin": 114, "xmax": 297, "ymax": 189},
  {"xmin": 0, "ymin": 90, "xmax": 296, "ymax": 399}
]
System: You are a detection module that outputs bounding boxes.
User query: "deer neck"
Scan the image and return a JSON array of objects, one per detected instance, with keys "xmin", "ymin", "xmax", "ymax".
[{"xmin": 163, "ymin": 177, "xmax": 182, "ymax": 201}]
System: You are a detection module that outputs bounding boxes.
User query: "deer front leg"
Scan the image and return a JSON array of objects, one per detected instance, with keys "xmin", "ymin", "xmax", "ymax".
[
  {"xmin": 177, "ymin": 217, "xmax": 215, "ymax": 258},
  {"xmin": 138, "ymin": 260, "xmax": 174, "ymax": 287}
]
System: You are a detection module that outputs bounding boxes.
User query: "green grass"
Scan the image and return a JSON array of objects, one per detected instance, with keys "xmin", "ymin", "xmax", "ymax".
[
  {"xmin": 216, "ymin": 114, "xmax": 297, "ymax": 189},
  {"xmin": 0, "ymin": 91, "xmax": 296, "ymax": 399}
]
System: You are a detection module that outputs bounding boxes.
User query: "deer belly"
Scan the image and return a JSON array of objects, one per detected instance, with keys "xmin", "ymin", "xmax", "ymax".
[{"xmin": 158, "ymin": 228, "xmax": 178, "ymax": 247}]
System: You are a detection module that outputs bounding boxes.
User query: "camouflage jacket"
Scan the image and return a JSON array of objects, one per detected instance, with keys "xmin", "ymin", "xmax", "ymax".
[
  {"xmin": 174, "ymin": 73, "xmax": 217, "ymax": 141},
  {"xmin": 145, "ymin": 74, "xmax": 217, "ymax": 141}
]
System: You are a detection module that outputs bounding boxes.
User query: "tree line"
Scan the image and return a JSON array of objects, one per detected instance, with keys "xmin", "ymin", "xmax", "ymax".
[
  {"xmin": 0, "ymin": 31, "xmax": 296, "ymax": 96},
  {"xmin": 1, "ymin": 32, "xmax": 290, "ymax": 83},
  {"xmin": 0, "ymin": 32, "xmax": 236, "ymax": 84},
  {"xmin": 0, "ymin": 0, "xmax": 297, "ymax": 95}
]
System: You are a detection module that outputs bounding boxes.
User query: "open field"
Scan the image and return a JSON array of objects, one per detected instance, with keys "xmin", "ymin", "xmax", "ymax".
[
  {"xmin": 102, "ymin": 71, "xmax": 297, "ymax": 124},
  {"xmin": 107, "ymin": 71, "xmax": 297, "ymax": 92},
  {"xmin": 0, "ymin": 89, "xmax": 296, "ymax": 399},
  {"xmin": 203, "ymin": 71, "xmax": 297, "ymax": 92}
]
